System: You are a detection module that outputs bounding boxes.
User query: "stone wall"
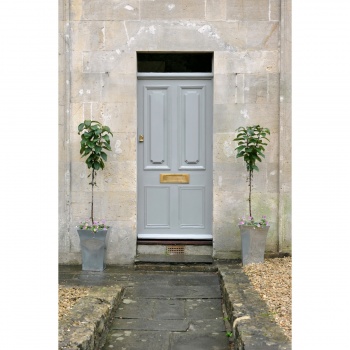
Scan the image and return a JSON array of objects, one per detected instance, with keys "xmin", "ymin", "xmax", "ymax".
[{"xmin": 59, "ymin": 0, "xmax": 292, "ymax": 264}]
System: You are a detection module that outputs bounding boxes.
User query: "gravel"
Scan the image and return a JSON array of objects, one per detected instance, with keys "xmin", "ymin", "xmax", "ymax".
[
  {"xmin": 242, "ymin": 256, "xmax": 292, "ymax": 340},
  {"xmin": 58, "ymin": 286, "xmax": 91, "ymax": 320}
]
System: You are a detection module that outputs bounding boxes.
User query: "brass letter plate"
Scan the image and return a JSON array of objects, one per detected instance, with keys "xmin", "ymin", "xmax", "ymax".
[{"xmin": 160, "ymin": 173, "xmax": 190, "ymax": 184}]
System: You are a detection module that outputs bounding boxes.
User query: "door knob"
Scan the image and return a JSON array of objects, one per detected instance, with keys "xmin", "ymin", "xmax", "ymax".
[{"xmin": 139, "ymin": 134, "xmax": 144, "ymax": 142}]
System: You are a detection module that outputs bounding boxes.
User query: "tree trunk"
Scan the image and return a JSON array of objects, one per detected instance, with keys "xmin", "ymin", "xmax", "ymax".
[
  {"xmin": 91, "ymin": 169, "xmax": 94, "ymax": 225},
  {"xmin": 248, "ymin": 170, "xmax": 252, "ymax": 218}
]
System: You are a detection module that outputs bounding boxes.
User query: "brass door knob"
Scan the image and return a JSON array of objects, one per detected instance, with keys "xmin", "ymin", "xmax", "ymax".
[{"xmin": 139, "ymin": 134, "xmax": 144, "ymax": 142}]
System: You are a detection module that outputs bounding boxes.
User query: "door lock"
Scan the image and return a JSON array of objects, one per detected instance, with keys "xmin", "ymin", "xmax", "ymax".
[{"xmin": 139, "ymin": 134, "xmax": 144, "ymax": 142}]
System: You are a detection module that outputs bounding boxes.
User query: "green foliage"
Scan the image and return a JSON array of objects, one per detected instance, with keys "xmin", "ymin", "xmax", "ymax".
[
  {"xmin": 233, "ymin": 125, "xmax": 270, "ymax": 218},
  {"xmin": 78, "ymin": 120, "xmax": 113, "ymax": 171},
  {"xmin": 233, "ymin": 125, "xmax": 270, "ymax": 173},
  {"xmin": 78, "ymin": 120, "xmax": 113, "ymax": 225}
]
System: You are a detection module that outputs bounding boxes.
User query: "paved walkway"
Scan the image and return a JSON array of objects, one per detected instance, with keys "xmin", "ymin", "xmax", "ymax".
[
  {"xmin": 60, "ymin": 263, "xmax": 291, "ymax": 350},
  {"xmin": 59, "ymin": 266, "xmax": 230, "ymax": 350}
]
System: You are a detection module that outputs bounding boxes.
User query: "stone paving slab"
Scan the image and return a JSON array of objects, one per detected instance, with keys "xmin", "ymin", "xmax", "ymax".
[
  {"xmin": 115, "ymin": 298, "xmax": 155, "ymax": 319},
  {"xmin": 59, "ymin": 274, "xmax": 130, "ymax": 287},
  {"xmin": 135, "ymin": 263, "xmax": 218, "ymax": 272},
  {"xmin": 153, "ymin": 299, "xmax": 187, "ymax": 319},
  {"xmin": 166, "ymin": 274, "xmax": 221, "ymax": 286},
  {"xmin": 128, "ymin": 272, "xmax": 220, "ymax": 286},
  {"xmin": 111, "ymin": 318, "xmax": 190, "ymax": 331},
  {"xmin": 190, "ymin": 318, "xmax": 226, "ymax": 332},
  {"xmin": 126, "ymin": 284, "xmax": 222, "ymax": 299},
  {"xmin": 169, "ymin": 331, "xmax": 229, "ymax": 350},
  {"xmin": 116, "ymin": 298, "xmax": 188, "ymax": 320},
  {"xmin": 104, "ymin": 330, "xmax": 171, "ymax": 350},
  {"xmin": 185, "ymin": 298, "xmax": 224, "ymax": 318}
]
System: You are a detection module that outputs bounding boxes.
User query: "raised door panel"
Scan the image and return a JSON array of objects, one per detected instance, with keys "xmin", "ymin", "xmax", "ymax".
[
  {"xmin": 178, "ymin": 86, "xmax": 206, "ymax": 170},
  {"xmin": 179, "ymin": 187, "xmax": 205, "ymax": 228},
  {"xmin": 145, "ymin": 186, "xmax": 170, "ymax": 228},
  {"xmin": 143, "ymin": 86, "xmax": 170, "ymax": 170}
]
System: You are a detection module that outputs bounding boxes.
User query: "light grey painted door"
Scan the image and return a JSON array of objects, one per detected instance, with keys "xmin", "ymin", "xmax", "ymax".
[{"xmin": 137, "ymin": 75, "xmax": 213, "ymax": 239}]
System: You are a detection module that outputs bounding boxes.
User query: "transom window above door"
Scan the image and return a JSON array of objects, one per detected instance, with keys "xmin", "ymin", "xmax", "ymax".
[{"xmin": 137, "ymin": 52, "xmax": 213, "ymax": 73}]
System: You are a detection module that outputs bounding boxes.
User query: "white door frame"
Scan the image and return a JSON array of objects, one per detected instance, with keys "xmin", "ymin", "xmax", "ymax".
[{"xmin": 137, "ymin": 73, "xmax": 213, "ymax": 239}]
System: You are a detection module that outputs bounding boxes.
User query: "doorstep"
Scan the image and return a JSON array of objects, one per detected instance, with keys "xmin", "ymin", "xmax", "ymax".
[{"xmin": 134, "ymin": 254, "xmax": 217, "ymax": 272}]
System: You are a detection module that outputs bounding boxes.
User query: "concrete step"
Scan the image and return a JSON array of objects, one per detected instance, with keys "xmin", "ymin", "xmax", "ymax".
[
  {"xmin": 134, "ymin": 254, "xmax": 217, "ymax": 272},
  {"xmin": 137, "ymin": 244, "xmax": 213, "ymax": 256}
]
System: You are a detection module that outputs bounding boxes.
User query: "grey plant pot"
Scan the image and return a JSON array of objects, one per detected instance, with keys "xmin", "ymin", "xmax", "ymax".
[
  {"xmin": 239, "ymin": 225, "xmax": 269, "ymax": 266},
  {"xmin": 77, "ymin": 228, "xmax": 110, "ymax": 271}
]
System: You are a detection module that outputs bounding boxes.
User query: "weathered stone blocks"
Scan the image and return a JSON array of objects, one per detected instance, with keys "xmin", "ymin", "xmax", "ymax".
[
  {"xmin": 226, "ymin": 0, "xmax": 270, "ymax": 21},
  {"xmin": 101, "ymin": 72, "xmax": 136, "ymax": 103},
  {"xmin": 244, "ymin": 74, "xmax": 268, "ymax": 103},
  {"xmin": 140, "ymin": 0, "xmax": 205, "ymax": 20},
  {"xmin": 205, "ymin": 0, "xmax": 227, "ymax": 21},
  {"xmin": 70, "ymin": 72, "xmax": 104, "ymax": 103},
  {"xmin": 214, "ymin": 50, "xmax": 280, "ymax": 74},
  {"xmin": 104, "ymin": 21, "xmax": 129, "ymax": 50},
  {"xmin": 80, "ymin": 0, "xmax": 140, "ymax": 21},
  {"xmin": 83, "ymin": 51, "xmax": 136, "ymax": 74},
  {"xmin": 70, "ymin": 20, "xmax": 105, "ymax": 51},
  {"xmin": 59, "ymin": 0, "xmax": 291, "ymax": 265},
  {"xmin": 246, "ymin": 21, "xmax": 279, "ymax": 50},
  {"xmin": 105, "ymin": 221, "xmax": 136, "ymax": 265},
  {"xmin": 270, "ymin": 0, "xmax": 282, "ymax": 21}
]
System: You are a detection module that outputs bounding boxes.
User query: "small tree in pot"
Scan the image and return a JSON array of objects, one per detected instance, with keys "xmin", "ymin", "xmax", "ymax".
[
  {"xmin": 76, "ymin": 120, "xmax": 113, "ymax": 271},
  {"xmin": 233, "ymin": 125, "xmax": 271, "ymax": 265}
]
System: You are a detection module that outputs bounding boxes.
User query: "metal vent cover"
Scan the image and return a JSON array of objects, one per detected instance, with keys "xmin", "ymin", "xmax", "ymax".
[{"xmin": 166, "ymin": 246, "xmax": 185, "ymax": 255}]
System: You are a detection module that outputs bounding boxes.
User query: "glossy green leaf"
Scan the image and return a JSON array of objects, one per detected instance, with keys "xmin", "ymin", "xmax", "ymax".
[
  {"xmin": 235, "ymin": 145, "xmax": 245, "ymax": 152},
  {"xmin": 101, "ymin": 152, "xmax": 107, "ymax": 161},
  {"xmin": 78, "ymin": 123, "xmax": 85, "ymax": 132}
]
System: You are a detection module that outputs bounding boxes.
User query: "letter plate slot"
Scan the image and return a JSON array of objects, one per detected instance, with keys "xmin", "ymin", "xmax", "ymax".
[{"xmin": 160, "ymin": 174, "xmax": 190, "ymax": 184}]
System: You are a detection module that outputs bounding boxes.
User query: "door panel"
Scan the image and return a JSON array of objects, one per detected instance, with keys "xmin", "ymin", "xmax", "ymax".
[
  {"xmin": 179, "ymin": 86, "xmax": 206, "ymax": 170},
  {"xmin": 144, "ymin": 86, "xmax": 170, "ymax": 170},
  {"xmin": 145, "ymin": 187, "xmax": 170, "ymax": 228},
  {"xmin": 137, "ymin": 77, "xmax": 212, "ymax": 239},
  {"xmin": 179, "ymin": 187, "xmax": 205, "ymax": 228}
]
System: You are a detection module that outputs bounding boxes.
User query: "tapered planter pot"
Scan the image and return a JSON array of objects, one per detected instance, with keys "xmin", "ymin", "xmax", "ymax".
[
  {"xmin": 239, "ymin": 225, "xmax": 269, "ymax": 266},
  {"xmin": 77, "ymin": 228, "xmax": 110, "ymax": 271}
]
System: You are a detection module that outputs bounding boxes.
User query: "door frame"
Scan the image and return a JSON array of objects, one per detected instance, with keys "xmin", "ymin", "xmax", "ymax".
[{"xmin": 137, "ymin": 72, "xmax": 214, "ymax": 240}]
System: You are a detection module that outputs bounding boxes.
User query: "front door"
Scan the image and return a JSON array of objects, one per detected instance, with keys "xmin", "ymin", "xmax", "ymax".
[{"xmin": 137, "ymin": 75, "xmax": 213, "ymax": 239}]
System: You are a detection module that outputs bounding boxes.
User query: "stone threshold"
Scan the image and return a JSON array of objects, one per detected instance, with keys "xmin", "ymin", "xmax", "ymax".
[
  {"xmin": 135, "ymin": 254, "xmax": 213, "ymax": 263},
  {"xmin": 134, "ymin": 254, "xmax": 215, "ymax": 272},
  {"xmin": 137, "ymin": 239, "xmax": 213, "ymax": 245}
]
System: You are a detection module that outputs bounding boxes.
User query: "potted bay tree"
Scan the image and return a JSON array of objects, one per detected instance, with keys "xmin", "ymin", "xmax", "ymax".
[
  {"xmin": 233, "ymin": 125, "xmax": 271, "ymax": 265},
  {"xmin": 77, "ymin": 120, "xmax": 113, "ymax": 271}
]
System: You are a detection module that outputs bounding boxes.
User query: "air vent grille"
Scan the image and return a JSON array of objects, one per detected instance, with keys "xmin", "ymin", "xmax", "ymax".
[{"xmin": 166, "ymin": 246, "xmax": 185, "ymax": 255}]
